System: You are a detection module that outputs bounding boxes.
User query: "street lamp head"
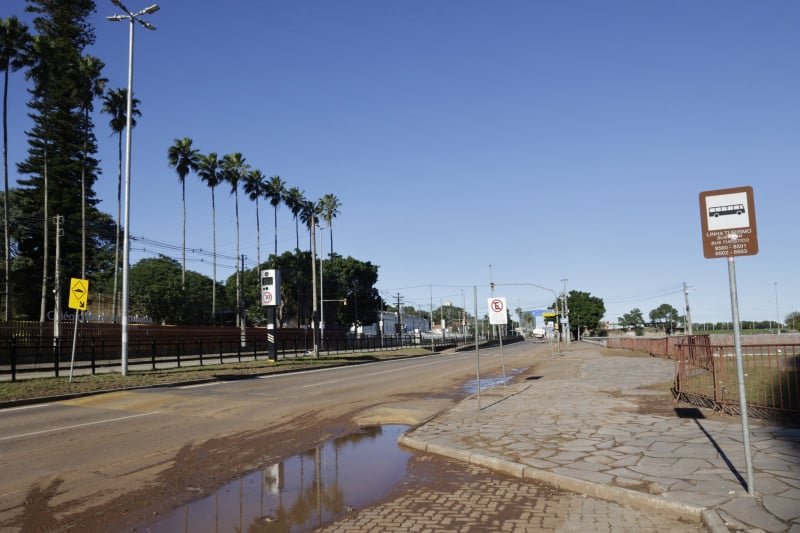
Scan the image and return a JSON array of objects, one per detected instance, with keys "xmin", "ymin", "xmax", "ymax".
[
  {"xmin": 106, "ymin": 14, "xmax": 125, "ymax": 21},
  {"xmin": 142, "ymin": 4, "xmax": 160, "ymax": 14}
]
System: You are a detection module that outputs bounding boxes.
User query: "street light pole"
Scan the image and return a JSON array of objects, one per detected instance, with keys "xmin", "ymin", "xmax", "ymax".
[
  {"xmin": 318, "ymin": 225, "xmax": 328, "ymax": 347},
  {"xmin": 774, "ymin": 282, "xmax": 780, "ymax": 335},
  {"xmin": 107, "ymin": 1, "xmax": 159, "ymax": 376},
  {"xmin": 495, "ymin": 283, "xmax": 560, "ymax": 355}
]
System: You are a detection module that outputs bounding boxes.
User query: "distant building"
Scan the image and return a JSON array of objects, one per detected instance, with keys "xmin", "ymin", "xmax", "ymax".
[{"xmin": 351, "ymin": 311, "xmax": 430, "ymax": 336}]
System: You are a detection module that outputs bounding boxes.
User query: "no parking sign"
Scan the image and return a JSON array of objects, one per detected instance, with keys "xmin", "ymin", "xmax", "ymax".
[{"xmin": 488, "ymin": 297, "xmax": 507, "ymax": 325}]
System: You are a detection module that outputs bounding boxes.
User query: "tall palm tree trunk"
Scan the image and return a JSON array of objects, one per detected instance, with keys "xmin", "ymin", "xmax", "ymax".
[
  {"xmin": 3, "ymin": 69, "xmax": 11, "ymax": 320},
  {"xmin": 255, "ymin": 197, "xmax": 261, "ymax": 267},
  {"xmin": 211, "ymin": 186, "xmax": 216, "ymax": 320},
  {"xmin": 294, "ymin": 217, "xmax": 299, "ymax": 252},
  {"xmin": 181, "ymin": 180, "xmax": 186, "ymax": 289},
  {"xmin": 329, "ymin": 224, "xmax": 333, "ymax": 258},
  {"xmin": 234, "ymin": 190, "xmax": 240, "ymax": 328}
]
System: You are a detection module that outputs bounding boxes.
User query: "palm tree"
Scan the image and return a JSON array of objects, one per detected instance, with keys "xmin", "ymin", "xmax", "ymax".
[
  {"xmin": 167, "ymin": 137, "xmax": 199, "ymax": 289},
  {"xmin": 318, "ymin": 193, "xmax": 341, "ymax": 257},
  {"xmin": 101, "ymin": 87, "xmax": 140, "ymax": 322},
  {"xmin": 220, "ymin": 153, "xmax": 249, "ymax": 327},
  {"xmin": 75, "ymin": 55, "xmax": 106, "ymax": 280},
  {"xmin": 243, "ymin": 169, "xmax": 266, "ymax": 266},
  {"xmin": 284, "ymin": 187, "xmax": 305, "ymax": 252},
  {"xmin": 298, "ymin": 199, "xmax": 318, "ymax": 252},
  {"xmin": 0, "ymin": 16, "xmax": 32, "ymax": 320},
  {"xmin": 264, "ymin": 175, "xmax": 286, "ymax": 259},
  {"xmin": 197, "ymin": 152, "xmax": 221, "ymax": 319}
]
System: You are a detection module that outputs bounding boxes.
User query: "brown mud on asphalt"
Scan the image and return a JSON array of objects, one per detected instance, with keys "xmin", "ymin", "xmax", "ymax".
[
  {"xmin": 6, "ymin": 411, "xmax": 357, "ymax": 532},
  {"xmin": 7, "ymin": 390, "xmax": 461, "ymax": 533}
]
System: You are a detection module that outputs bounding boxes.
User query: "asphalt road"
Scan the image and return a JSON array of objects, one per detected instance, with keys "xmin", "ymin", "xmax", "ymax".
[{"xmin": 0, "ymin": 340, "xmax": 553, "ymax": 531}]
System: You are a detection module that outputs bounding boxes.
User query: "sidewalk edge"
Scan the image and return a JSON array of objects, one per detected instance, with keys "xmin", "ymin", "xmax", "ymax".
[{"xmin": 399, "ymin": 434, "xmax": 706, "ymax": 524}]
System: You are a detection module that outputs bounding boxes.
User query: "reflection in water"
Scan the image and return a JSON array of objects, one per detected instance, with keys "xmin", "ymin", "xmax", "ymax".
[
  {"xmin": 462, "ymin": 367, "xmax": 525, "ymax": 394},
  {"xmin": 145, "ymin": 425, "xmax": 411, "ymax": 532}
]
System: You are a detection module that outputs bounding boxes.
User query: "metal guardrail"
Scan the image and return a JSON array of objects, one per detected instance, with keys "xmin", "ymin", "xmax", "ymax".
[{"xmin": 675, "ymin": 335, "xmax": 800, "ymax": 419}]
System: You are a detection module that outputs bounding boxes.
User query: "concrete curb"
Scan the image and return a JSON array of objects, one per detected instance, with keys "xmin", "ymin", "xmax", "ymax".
[
  {"xmin": 700, "ymin": 509, "xmax": 730, "ymax": 533},
  {"xmin": 399, "ymin": 434, "xmax": 706, "ymax": 524}
]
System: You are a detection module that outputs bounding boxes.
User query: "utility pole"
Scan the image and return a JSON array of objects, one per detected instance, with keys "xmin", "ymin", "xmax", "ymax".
[
  {"xmin": 239, "ymin": 254, "xmax": 246, "ymax": 347},
  {"xmin": 684, "ymin": 282, "xmax": 694, "ymax": 335},
  {"xmin": 561, "ymin": 278, "xmax": 570, "ymax": 344},
  {"xmin": 310, "ymin": 219, "xmax": 319, "ymax": 358},
  {"xmin": 395, "ymin": 292, "xmax": 403, "ymax": 336},
  {"xmin": 53, "ymin": 215, "xmax": 63, "ymax": 343},
  {"xmin": 774, "ymin": 282, "xmax": 780, "ymax": 335},
  {"xmin": 429, "ymin": 285, "xmax": 433, "ymax": 335}
]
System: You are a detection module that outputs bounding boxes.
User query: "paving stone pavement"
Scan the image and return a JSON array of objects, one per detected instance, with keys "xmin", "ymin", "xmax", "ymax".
[
  {"xmin": 392, "ymin": 343, "xmax": 800, "ymax": 533},
  {"xmin": 319, "ymin": 456, "xmax": 703, "ymax": 533}
]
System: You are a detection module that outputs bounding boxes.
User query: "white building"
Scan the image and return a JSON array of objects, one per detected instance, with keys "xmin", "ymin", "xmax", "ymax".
[{"xmin": 351, "ymin": 311, "xmax": 430, "ymax": 336}]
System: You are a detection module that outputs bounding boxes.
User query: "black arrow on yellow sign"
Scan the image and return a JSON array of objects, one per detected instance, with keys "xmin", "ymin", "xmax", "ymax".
[{"xmin": 69, "ymin": 278, "xmax": 89, "ymax": 310}]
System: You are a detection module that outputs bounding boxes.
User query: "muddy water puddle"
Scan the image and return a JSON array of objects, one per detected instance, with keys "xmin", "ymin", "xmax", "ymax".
[
  {"xmin": 461, "ymin": 367, "xmax": 526, "ymax": 394},
  {"xmin": 143, "ymin": 425, "xmax": 411, "ymax": 532}
]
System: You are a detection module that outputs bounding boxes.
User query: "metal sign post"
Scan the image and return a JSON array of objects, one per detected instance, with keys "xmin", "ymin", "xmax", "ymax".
[
  {"xmin": 474, "ymin": 286, "xmax": 480, "ymax": 410},
  {"xmin": 699, "ymin": 185, "xmax": 758, "ymax": 496},
  {"xmin": 488, "ymin": 297, "xmax": 508, "ymax": 385},
  {"xmin": 67, "ymin": 278, "xmax": 89, "ymax": 383}
]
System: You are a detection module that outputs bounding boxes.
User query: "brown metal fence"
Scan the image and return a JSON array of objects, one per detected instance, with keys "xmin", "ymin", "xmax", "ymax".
[
  {"xmin": 0, "ymin": 321, "xmax": 469, "ymax": 381},
  {"xmin": 675, "ymin": 335, "xmax": 800, "ymax": 419},
  {"xmin": 604, "ymin": 336, "xmax": 683, "ymax": 359}
]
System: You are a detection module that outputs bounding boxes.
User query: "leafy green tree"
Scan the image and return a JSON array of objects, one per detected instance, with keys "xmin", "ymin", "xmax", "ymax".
[
  {"xmin": 264, "ymin": 175, "xmax": 286, "ymax": 259},
  {"xmin": 618, "ymin": 307, "xmax": 644, "ymax": 333},
  {"xmin": 324, "ymin": 255, "xmax": 381, "ymax": 327},
  {"xmin": 566, "ymin": 290, "xmax": 606, "ymax": 337},
  {"xmin": 1, "ymin": 15, "xmax": 32, "ymax": 320},
  {"xmin": 284, "ymin": 187, "xmax": 305, "ymax": 252},
  {"xmin": 128, "ymin": 256, "xmax": 216, "ymax": 325},
  {"xmin": 318, "ymin": 193, "xmax": 341, "ymax": 257},
  {"xmin": 785, "ymin": 311, "xmax": 799, "ymax": 332},
  {"xmin": 649, "ymin": 303, "xmax": 681, "ymax": 334},
  {"xmin": 101, "ymin": 87, "xmax": 140, "ymax": 322},
  {"xmin": 167, "ymin": 137, "xmax": 199, "ymax": 288},
  {"xmin": 299, "ymin": 199, "xmax": 318, "ymax": 252},
  {"xmin": 197, "ymin": 152, "xmax": 222, "ymax": 319}
]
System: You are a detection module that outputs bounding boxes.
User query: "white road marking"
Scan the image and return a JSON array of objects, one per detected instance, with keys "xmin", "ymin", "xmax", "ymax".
[
  {"xmin": 0, "ymin": 411, "xmax": 161, "ymax": 442},
  {"xmin": 179, "ymin": 381, "xmax": 227, "ymax": 389},
  {"xmin": 2, "ymin": 403, "xmax": 49, "ymax": 412}
]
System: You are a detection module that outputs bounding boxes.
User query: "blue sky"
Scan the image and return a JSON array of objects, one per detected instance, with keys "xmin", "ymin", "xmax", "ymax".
[{"xmin": 3, "ymin": 1, "xmax": 798, "ymax": 325}]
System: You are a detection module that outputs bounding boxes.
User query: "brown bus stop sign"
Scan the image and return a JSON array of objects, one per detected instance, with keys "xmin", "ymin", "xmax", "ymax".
[{"xmin": 699, "ymin": 186, "xmax": 758, "ymax": 259}]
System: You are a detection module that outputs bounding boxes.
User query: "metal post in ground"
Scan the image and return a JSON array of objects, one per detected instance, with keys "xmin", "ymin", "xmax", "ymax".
[{"xmin": 728, "ymin": 257, "xmax": 755, "ymax": 496}]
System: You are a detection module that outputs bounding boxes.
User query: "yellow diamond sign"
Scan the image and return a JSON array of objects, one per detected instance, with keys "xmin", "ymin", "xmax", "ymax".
[{"xmin": 68, "ymin": 278, "xmax": 89, "ymax": 311}]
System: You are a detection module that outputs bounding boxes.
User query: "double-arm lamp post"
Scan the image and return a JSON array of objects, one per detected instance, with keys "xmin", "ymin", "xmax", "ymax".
[{"xmin": 106, "ymin": 1, "xmax": 159, "ymax": 376}]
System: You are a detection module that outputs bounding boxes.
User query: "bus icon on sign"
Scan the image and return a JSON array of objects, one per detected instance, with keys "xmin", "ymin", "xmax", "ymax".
[{"xmin": 709, "ymin": 204, "xmax": 745, "ymax": 217}]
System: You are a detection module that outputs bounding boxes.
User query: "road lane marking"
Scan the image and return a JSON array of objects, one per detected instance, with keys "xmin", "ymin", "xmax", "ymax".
[
  {"xmin": 0, "ymin": 411, "xmax": 161, "ymax": 442},
  {"xmin": 2, "ymin": 403, "xmax": 49, "ymax": 412},
  {"xmin": 179, "ymin": 381, "xmax": 227, "ymax": 389}
]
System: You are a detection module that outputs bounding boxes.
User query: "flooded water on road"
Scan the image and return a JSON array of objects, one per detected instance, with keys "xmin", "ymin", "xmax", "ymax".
[
  {"xmin": 461, "ymin": 367, "xmax": 526, "ymax": 394},
  {"xmin": 143, "ymin": 425, "xmax": 411, "ymax": 532}
]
